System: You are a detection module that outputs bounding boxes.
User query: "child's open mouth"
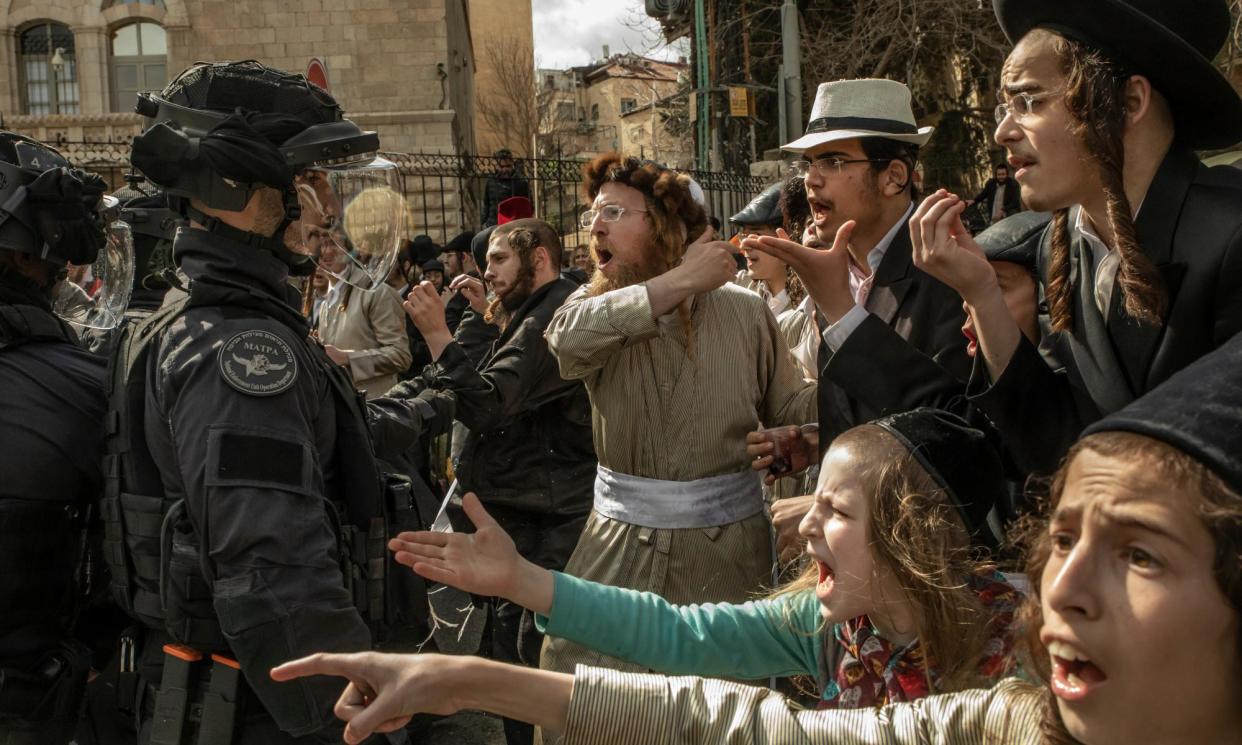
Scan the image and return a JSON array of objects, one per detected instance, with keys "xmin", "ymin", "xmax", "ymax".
[
  {"xmin": 816, "ymin": 560, "xmax": 835, "ymax": 590},
  {"xmin": 1048, "ymin": 640, "xmax": 1108, "ymax": 701}
]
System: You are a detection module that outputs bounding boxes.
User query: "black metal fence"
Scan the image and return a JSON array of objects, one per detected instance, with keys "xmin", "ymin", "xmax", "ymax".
[
  {"xmin": 381, "ymin": 152, "xmax": 769, "ymax": 246},
  {"xmin": 53, "ymin": 142, "xmax": 769, "ymax": 247}
]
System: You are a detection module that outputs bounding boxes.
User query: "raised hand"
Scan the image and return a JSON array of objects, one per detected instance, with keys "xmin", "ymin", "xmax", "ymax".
[
  {"xmin": 388, "ymin": 493, "xmax": 555, "ymax": 614},
  {"xmin": 908, "ymin": 190, "xmax": 997, "ymax": 304},
  {"xmin": 270, "ymin": 652, "xmax": 458, "ymax": 744},
  {"xmin": 403, "ymin": 280, "xmax": 454, "ymax": 360},
  {"xmin": 402, "ymin": 280, "xmax": 450, "ymax": 338},
  {"xmin": 743, "ymin": 222, "xmax": 856, "ymax": 323},
  {"xmin": 450, "ymin": 274, "xmax": 489, "ymax": 315},
  {"xmin": 675, "ymin": 227, "xmax": 740, "ymax": 296},
  {"xmin": 646, "ymin": 227, "xmax": 739, "ymax": 317}
]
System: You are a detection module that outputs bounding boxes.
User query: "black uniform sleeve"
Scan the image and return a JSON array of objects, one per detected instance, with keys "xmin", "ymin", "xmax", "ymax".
[{"xmin": 153, "ymin": 318, "xmax": 370, "ymax": 741}]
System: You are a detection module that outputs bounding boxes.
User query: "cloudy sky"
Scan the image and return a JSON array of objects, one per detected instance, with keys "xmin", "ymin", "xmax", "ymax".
[{"xmin": 531, "ymin": 0, "xmax": 687, "ymax": 69}]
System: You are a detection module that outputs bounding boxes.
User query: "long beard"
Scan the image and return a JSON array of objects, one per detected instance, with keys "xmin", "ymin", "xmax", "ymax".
[
  {"xmin": 586, "ymin": 237, "xmax": 697, "ymax": 356},
  {"xmin": 484, "ymin": 256, "xmax": 537, "ymax": 328},
  {"xmin": 586, "ymin": 239, "xmax": 669, "ymax": 297}
]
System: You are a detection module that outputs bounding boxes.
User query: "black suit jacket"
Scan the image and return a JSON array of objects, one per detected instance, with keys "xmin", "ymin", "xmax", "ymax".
[
  {"xmin": 971, "ymin": 147, "xmax": 1242, "ymax": 473},
  {"xmin": 816, "ymin": 220, "xmax": 973, "ymax": 448}
]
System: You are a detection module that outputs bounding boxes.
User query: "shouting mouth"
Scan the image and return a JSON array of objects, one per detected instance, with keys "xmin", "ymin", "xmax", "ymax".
[
  {"xmin": 1046, "ymin": 639, "xmax": 1108, "ymax": 702},
  {"xmin": 816, "ymin": 559, "xmax": 835, "ymax": 596},
  {"xmin": 594, "ymin": 247, "xmax": 614, "ymax": 270},
  {"xmin": 808, "ymin": 198, "xmax": 832, "ymax": 228}
]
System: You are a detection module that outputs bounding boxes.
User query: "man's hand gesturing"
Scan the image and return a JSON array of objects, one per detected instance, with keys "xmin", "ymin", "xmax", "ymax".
[
  {"xmin": 403, "ymin": 281, "xmax": 454, "ymax": 360},
  {"xmin": 450, "ymin": 274, "xmax": 489, "ymax": 315},
  {"xmin": 647, "ymin": 227, "xmax": 739, "ymax": 318},
  {"xmin": 743, "ymin": 222, "xmax": 857, "ymax": 323}
]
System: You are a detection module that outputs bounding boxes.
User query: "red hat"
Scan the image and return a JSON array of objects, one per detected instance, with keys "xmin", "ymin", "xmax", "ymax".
[{"xmin": 497, "ymin": 196, "xmax": 533, "ymax": 225}]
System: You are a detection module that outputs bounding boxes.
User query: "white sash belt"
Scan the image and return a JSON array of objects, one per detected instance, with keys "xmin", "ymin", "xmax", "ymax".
[{"xmin": 592, "ymin": 465, "xmax": 764, "ymax": 529}]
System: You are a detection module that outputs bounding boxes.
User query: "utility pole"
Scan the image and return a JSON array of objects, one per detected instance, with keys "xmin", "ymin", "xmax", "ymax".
[
  {"xmin": 780, "ymin": 0, "xmax": 803, "ymax": 146},
  {"xmin": 694, "ymin": 0, "xmax": 710, "ymax": 169}
]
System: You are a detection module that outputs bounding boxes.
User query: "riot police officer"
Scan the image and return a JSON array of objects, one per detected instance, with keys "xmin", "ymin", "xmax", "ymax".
[
  {"xmin": 79, "ymin": 180, "xmax": 178, "ymax": 357},
  {"xmin": 104, "ymin": 61, "xmax": 410, "ymax": 744},
  {"xmin": 0, "ymin": 132, "xmax": 129, "ymax": 743}
]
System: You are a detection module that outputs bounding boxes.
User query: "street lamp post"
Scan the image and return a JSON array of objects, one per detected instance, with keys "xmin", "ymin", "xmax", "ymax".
[{"xmin": 50, "ymin": 46, "xmax": 66, "ymax": 114}]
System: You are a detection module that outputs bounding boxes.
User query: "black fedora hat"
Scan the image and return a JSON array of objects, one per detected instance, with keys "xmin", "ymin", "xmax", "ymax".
[
  {"xmin": 993, "ymin": 0, "xmax": 1242, "ymax": 150},
  {"xmin": 977, "ymin": 210, "xmax": 1052, "ymax": 269},
  {"xmin": 730, "ymin": 182, "xmax": 783, "ymax": 228}
]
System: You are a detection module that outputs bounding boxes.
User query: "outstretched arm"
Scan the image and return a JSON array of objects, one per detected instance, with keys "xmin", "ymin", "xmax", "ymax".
[
  {"xmin": 389, "ymin": 492, "xmax": 556, "ymax": 613},
  {"xmin": 271, "ymin": 653, "xmax": 573, "ymax": 744},
  {"xmin": 390, "ymin": 495, "xmax": 821, "ymax": 681}
]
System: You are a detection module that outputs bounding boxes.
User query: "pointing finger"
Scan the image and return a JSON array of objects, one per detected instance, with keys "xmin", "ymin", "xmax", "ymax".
[{"xmin": 271, "ymin": 652, "xmax": 354, "ymax": 682}]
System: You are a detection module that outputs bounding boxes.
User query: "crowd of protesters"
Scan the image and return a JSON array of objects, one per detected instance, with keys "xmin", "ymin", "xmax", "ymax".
[{"xmin": 2, "ymin": 1, "xmax": 1241, "ymax": 745}]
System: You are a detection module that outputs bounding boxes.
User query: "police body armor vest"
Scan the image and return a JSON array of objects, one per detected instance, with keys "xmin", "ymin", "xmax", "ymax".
[
  {"xmin": 100, "ymin": 283, "xmax": 425, "ymax": 651},
  {"xmin": 0, "ymin": 302, "xmax": 94, "ymax": 745},
  {"xmin": 0, "ymin": 302, "xmax": 90, "ymax": 626}
]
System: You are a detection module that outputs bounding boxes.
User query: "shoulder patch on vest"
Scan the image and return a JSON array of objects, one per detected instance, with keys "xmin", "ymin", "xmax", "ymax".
[{"xmin": 217, "ymin": 329, "xmax": 298, "ymax": 396}]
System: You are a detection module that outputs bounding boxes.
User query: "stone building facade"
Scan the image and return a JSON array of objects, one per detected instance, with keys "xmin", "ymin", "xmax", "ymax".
[
  {"xmin": 0, "ymin": 0, "xmax": 478, "ymax": 237},
  {"xmin": 537, "ymin": 53, "xmax": 692, "ymax": 167}
]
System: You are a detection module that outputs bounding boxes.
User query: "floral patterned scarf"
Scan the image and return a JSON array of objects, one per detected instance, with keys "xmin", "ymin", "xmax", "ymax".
[{"xmin": 818, "ymin": 572, "xmax": 1020, "ymax": 709}]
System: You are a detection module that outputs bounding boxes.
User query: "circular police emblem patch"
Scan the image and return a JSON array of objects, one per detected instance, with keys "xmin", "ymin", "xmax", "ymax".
[{"xmin": 218, "ymin": 330, "xmax": 298, "ymax": 396}]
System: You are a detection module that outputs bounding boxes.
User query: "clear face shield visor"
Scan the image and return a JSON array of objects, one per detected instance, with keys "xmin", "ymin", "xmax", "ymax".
[
  {"xmin": 287, "ymin": 156, "xmax": 406, "ymax": 292},
  {"xmin": 52, "ymin": 196, "xmax": 135, "ymax": 331}
]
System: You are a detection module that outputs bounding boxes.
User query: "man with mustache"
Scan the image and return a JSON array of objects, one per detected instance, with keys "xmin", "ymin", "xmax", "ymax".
[
  {"xmin": 539, "ymin": 154, "xmax": 815, "ymax": 689},
  {"xmin": 401, "ymin": 217, "xmax": 595, "ymax": 745},
  {"xmin": 742, "ymin": 79, "xmax": 971, "ymax": 488}
]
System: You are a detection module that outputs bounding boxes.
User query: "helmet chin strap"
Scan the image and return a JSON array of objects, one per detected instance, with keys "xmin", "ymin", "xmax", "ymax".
[{"xmin": 179, "ymin": 190, "xmax": 316, "ymax": 276}]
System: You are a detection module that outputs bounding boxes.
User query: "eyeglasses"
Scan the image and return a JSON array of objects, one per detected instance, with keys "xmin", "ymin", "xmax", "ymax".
[
  {"xmin": 786, "ymin": 157, "xmax": 891, "ymax": 180},
  {"xmin": 580, "ymin": 204, "xmax": 648, "ymax": 229},
  {"xmin": 993, "ymin": 91, "xmax": 1058, "ymax": 124}
]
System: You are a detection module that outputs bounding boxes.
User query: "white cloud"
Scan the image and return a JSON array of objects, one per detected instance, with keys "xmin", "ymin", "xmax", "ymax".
[{"xmin": 532, "ymin": 0, "xmax": 686, "ymax": 68}]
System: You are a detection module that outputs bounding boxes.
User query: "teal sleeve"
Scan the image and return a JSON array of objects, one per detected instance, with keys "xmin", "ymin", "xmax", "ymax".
[{"xmin": 534, "ymin": 571, "xmax": 823, "ymax": 680}]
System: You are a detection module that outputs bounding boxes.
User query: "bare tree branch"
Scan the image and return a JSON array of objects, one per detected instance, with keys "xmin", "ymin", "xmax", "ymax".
[{"xmin": 476, "ymin": 34, "xmax": 539, "ymax": 157}]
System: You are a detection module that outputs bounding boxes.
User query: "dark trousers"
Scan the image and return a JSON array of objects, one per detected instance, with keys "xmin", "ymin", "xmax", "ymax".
[
  {"xmin": 471, "ymin": 506, "xmax": 587, "ymax": 745},
  {"xmin": 477, "ymin": 600, "xmax": 544, "ymax": 745}
]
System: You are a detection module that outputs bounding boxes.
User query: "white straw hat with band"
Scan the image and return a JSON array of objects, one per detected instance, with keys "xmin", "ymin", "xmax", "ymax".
[{"xmin": 781, "ymin": 78, "xmax": 934, "ymax": 154}]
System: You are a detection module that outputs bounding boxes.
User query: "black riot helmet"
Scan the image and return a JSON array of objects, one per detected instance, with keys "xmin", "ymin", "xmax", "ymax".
[
  {"xmin": 131, "ymin": 61, "xmax": 406, "ymax": 291},
  {"xmin": 0, "ymin": 131, "xmax": 135, "ymax": 329},
  {"xmin": 113, "ymin": 178, "xmax": 179, "ymax": 305},
  {"xmin": 0, "ymin": 132, "xmax": 109, "ymax": 266}
]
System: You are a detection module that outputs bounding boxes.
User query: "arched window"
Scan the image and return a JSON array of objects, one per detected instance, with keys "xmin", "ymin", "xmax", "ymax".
[
  {"xmin": 111, "ymin": 22, "xmax": 167, "ymax": 112},
  {"xmin": 20, "ymin": 23, "xmax": 80, "ymax": 115}
]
